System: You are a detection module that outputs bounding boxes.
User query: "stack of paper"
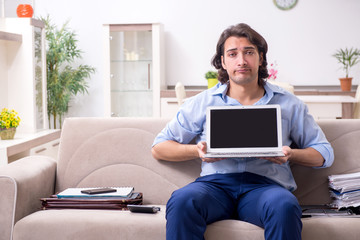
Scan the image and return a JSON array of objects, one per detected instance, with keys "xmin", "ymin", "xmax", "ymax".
[{"xmin": 329, "ymin": 172, "xmax": 360, "ymax": 209}]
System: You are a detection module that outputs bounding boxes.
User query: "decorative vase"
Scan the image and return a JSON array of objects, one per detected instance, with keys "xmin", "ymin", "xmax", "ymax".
[
  {"xmin": 207, "ymin": 78, "xmax": 218, "ymax": 89},
  {"xmin": 16, "ymin": 4, "xmax": 34, "ymax": 18},
  {"xmin": 0, "ymin": 128, "xmax": 17, "ymax": 140},
  {"xmin": 339, "ymin": 77, "xmax": 352, "ymax": 91}
]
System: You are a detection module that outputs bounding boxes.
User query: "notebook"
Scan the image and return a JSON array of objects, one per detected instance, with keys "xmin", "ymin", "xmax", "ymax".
[
  {"xmin": 56, "ymin": 187, "xmax": 134, "ymax": 198},
  {"xmin": 203, "ymin": 105, "xmax": 285, "ymax": 158}
]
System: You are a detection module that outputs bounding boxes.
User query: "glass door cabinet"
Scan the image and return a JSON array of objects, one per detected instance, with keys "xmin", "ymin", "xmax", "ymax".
[{"xmin": 103, "ymin": 23, "xmax": 164, "ymax": 117}]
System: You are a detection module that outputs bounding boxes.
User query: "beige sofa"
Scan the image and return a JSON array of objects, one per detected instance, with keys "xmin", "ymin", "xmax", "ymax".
[{"xmin": 1, "ymin": 117, "xmax": 360, "ymax": 240}]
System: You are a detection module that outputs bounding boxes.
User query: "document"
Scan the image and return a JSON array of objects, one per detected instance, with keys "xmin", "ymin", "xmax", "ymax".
[
  {"xmin": 329, "ymin": 172, "xmax": 360, "ymax": 209},
  {"xmin": 329, "ymin": 172, "xmax": 360, "ymax": 193},
  {"xmin": 57, "ymin": 187, "xmax": 134, "ymax": 198}
]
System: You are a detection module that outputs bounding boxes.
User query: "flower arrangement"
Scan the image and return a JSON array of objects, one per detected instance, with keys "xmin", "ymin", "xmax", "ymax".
[
  {"xmin": 0, "ymin": 108, "xmax": 21, "ymax": 130},
  {"xmin": 267, "ymin": 62, "xmax": 278, "ymax": 81}
]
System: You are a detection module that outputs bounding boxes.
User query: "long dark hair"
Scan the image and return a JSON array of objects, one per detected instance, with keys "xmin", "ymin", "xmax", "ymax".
[{"xmin": 211, "ymin": 23, "xmax": 269, "ymax": 86}]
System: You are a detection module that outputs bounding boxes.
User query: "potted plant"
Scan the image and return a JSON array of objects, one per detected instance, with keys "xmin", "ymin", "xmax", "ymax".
[
  {"xmin": 0, "ymin": 108, "xmax": 21, "ymax": 140},
  {"xmin": 205, "ymin": 71, "xmax": 219, "ymax": 89},
  {"xmin": 332, "ymin": 47, "xmax": 360, "ymax": 91},
  {"xmin": 40, "ymin": 16, "xmax": 96, "ymax": 129}
]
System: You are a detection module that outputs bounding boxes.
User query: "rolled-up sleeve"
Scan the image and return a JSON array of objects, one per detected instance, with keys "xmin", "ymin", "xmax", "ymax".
[
  {"xmin": 310, "ymin": 143, "xmax": 334, "ymax": 168},
  {"xmin": 152, "ymin": 97, "xmax": 205, "ymax": 147},
  {"xmin": 152, "ymin": 115, "xmax": 198, "ymax": 146},
  {"xmin": 291, "ymin": 102, "xmax": 334, "ymax": 169}
]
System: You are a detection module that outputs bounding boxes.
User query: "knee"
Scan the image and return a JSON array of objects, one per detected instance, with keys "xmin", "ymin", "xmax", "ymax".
[
  {"xmin": 167, "ymin": 187, "xmax": 204, "ymax": 214},
  {"xmin": 269, "ymin": 192, "xmax": 299, "ymax": 208},
  {"xmin": 264, "ymin": 192, "xmax": 302, "ymax": 220},
  {"xmin": 261, "ymin": 192, "xmax": 302, "ymax": 240}
]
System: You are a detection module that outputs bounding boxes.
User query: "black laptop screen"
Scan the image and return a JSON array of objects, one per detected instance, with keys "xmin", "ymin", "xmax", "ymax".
[{"xmin": 210, "ymin": 108, "xmax": 278, "ymax": 148}]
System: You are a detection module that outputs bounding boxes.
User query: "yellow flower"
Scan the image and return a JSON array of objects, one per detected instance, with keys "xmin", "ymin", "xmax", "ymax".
[{"xmin": 0, "ymin": 108, "xmax": 21, "ymax": 129}]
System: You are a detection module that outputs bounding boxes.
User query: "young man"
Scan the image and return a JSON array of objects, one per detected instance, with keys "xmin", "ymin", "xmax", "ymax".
[{"xmin": 151, "ymin": 23, "xmax": 334, "ymax": 240}]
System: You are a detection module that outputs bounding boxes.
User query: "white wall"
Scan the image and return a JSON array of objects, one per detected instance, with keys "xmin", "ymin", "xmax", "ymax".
[{"xmin": 5, "ymin": 0, "xmax": 360, "ymax": 118}]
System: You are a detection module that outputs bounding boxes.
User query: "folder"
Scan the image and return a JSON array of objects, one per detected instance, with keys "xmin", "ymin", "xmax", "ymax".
[{"xmin": 41, "ymin": 192, "xmax": 142, "ymax": 210}]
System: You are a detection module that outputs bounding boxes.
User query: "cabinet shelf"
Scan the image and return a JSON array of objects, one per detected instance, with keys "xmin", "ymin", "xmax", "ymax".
[{"xmin": 0, "ymin": 31, "xmax": 22, "ymax": 42}]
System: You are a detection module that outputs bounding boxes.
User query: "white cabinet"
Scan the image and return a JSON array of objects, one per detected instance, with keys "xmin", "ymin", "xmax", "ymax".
[
  {"xmin": 0, "ymin": 129, "xmax": 60, "ymax": 165},
  {"xmin": 30, "ymin": 138, "xmax": 60, "ymax": 160},
  {"xmin": 306, "ymin": 104, "xmax": 342, "ymax": 119},
  {"xmin": 103, "ymin": 23, "xmax": 165, "ymax": 117},
  {"xmin": 0, "ymin": 18, "xmax": 47, "ymax": 133},
  {"xmin": 297, "ymin": 95, "xmax": 356, "ymax": 119},
  {"xmin": 160, "ymin": 97, "xmax": 180, "ymax": 119}
]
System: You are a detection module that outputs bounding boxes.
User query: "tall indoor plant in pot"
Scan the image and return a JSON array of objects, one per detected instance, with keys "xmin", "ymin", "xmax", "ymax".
[
  {"xmin": 40, "ymin": 16, "xmax": 95, "ymax": 129},
  {"xmin": 332, "ymin": 47, "xmax": 360, "ymax": 91}
]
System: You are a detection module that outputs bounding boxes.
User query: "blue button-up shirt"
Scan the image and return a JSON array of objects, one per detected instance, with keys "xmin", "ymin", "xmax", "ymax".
[{"xmin": 153, "ymin": 82, "xmax": 334, "ymax": 191}]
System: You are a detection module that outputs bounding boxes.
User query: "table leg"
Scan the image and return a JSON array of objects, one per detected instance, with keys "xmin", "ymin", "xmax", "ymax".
[{"xmin": 342, "ymin": 103, "xmax": 354, "ymax": 119}]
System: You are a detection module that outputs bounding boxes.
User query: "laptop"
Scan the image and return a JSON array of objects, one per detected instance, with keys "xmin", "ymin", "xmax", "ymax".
[{"xmin": 203, "ymin": 105, "xmax": 285, "ymax": 158}]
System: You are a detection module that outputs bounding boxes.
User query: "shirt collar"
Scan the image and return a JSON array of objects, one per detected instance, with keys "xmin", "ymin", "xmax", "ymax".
[
  {"xmin": 211, "ymin": 82, "xmax": 229, "ymax": 99},
  {"xmin": 265, "ymin": 81, "xmax": 287, "ymax": 95},
  {"xmin": 211, "ymin": 81, "xmax": 285, "ymax": 104}
]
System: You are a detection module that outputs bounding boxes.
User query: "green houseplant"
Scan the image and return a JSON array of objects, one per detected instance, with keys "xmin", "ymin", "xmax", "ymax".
[
  {"xmin": 205, "ymin": 71, "xmax": 219, "ymax": 89},
  {"xmin": 40, "ymin": 16, "xmax": 95, "ymax": 128},
  {"xmin": 332, "ymin": 47, "xmax": 360, "ymax": 91}
]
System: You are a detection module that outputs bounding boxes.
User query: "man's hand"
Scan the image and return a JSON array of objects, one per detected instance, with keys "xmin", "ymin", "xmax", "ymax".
[
  {"xmin": 263, "ymin": 146, "xmax": 325, "ymax": 167},
  {"xmin": 262, "ymin": 146, "xmax": 292, "ymax": 165},
  {"xmin": 197, "ymin": 141, "xmax": 224, "ymax": 163}
]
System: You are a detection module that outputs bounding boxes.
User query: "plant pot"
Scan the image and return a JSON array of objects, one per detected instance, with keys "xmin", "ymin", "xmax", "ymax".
[
  {"xmin": 0, "ymin": 128, "xmax": 16, "ymax": 140},
  {"xmin": 339, "ymin": 77, "xmax": 352, "ymax": 91},
  {"xmin": 207, "ymin": 78, "xmax": 218, "ymax": 89}
]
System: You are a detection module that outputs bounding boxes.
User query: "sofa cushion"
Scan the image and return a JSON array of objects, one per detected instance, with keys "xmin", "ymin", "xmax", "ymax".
[
  {"xmin": 301, "ymin": 217, "xmax": 360, "ymax": 240},
  {"xmin": 205, "ymin": 220, "xmax": 264, "ymax": 240},
  {"xmin": 13, "ymin": 207, "xmax": 265, "ymax": 240},
  {"xmin": 14, "ymin": 208, "xmax": 360, "ymax": 240},
  {"xmin": 13, "ymin": 208, "xmax": 166, "ymax": 240}
]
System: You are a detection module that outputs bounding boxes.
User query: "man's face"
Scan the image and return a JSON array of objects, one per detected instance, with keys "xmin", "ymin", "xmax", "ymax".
[{"xmin": 221, "ymin": 36, "xmax": 263, "ymax": 86}]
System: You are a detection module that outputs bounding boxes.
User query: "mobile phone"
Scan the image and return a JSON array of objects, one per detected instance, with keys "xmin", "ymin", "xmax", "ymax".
[
  {"xmin": 81, "ymin": 188, "xmax": 117, "ymax": 195},
  {"xmin": 128, "ymin": 205, "xmax": 161, "ymax": 213}
]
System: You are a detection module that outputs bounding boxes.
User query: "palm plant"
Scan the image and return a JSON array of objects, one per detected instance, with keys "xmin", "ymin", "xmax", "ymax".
[
  {"xmin": 40, "ymin": 16, "xmax": 95, "ymax": 128},
  {"xmin": 332, "ymin": 47, "xmax": 360, "ymax": 78}
]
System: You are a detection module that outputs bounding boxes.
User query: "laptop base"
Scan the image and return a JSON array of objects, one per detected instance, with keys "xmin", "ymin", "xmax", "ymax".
[{"xmin": 204, "ymin": 151, "xmax": 285, "ymax": 158}]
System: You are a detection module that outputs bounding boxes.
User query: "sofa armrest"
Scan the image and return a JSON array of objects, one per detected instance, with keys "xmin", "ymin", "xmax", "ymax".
[{"xmin": 0, "ymin": 156, "xmax": 56, "ymax": 240}]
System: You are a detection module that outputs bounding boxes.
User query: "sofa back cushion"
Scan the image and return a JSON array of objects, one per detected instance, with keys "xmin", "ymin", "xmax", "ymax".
[{"xmin": 56, "ymin": 117, "xmax": 202, "ymax": 205}]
